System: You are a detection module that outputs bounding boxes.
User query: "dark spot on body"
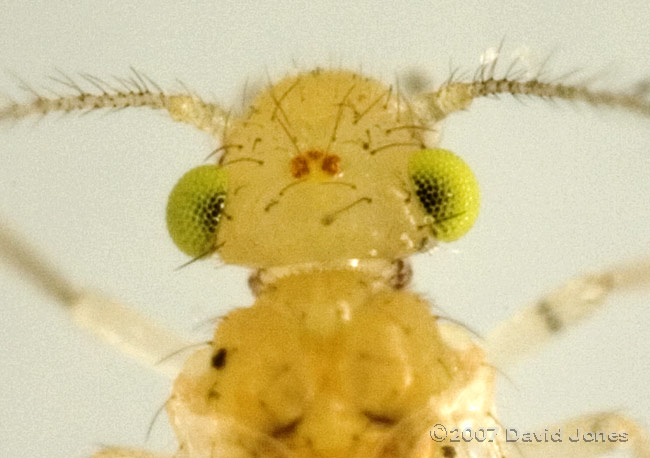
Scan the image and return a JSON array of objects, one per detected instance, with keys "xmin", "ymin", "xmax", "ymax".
[
  {"xmin": 441, "ymin": 445, "xmax": 456, "ymax": 457},
  {"xmin": 537, "ymin": 300, "xmax": 562, "ymax": 333},
  {"xmin": 363, "ymin": 411, "xmax": 397, "ymax": 426},
  {"xmin": 212, "ymin": 347, "xmax": 227, "ymax": 369},
  {"xmin": 389, "ymin": 258, "xmax": 412, "ymax": 289},
  {"xmin": 271, "ymin": 417, "xmax": 302, "ymax": 438}
]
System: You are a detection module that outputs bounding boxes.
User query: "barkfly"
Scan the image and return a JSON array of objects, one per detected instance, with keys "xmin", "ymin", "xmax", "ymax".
[{"xmin": 1, "ymin": 52, "xmax": 650, "ymax": 458}]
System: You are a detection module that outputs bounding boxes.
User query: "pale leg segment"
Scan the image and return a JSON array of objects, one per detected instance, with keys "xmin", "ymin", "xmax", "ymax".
[
  {"xmin": 0, "ymin": 222, "xmax": 192, "ymax": 377},
  {"xmin": 503, "ymin": 413, "xmax": 650, "ymax": 458},
  {"xmin": 485, "ymin": 259, "xmax": 650, "ymax": 369}
]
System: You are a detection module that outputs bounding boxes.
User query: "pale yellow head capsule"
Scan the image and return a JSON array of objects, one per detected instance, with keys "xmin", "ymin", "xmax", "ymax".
[{"xmin": 166, "ymin": 70, "xmax": 480, "ymax": 267}]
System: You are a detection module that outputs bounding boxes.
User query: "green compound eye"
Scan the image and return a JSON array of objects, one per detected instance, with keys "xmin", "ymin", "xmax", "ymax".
[
  {"xmin": 408, "ymin": 148, "xmax": 480, "ymax": 242},
  {"xmin": 166, "ymin": 165, "xmax": 228, "ymax": 257}
]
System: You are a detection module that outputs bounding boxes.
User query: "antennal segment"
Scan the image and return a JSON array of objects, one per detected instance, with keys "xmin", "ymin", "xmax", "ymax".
[
  {"xmin": 0, "ymin": 71, "xmax": 228, "ymax": 136},
  {"xmin": 417, "ymin": 76, "xmax": 650, "ymax": 122}
]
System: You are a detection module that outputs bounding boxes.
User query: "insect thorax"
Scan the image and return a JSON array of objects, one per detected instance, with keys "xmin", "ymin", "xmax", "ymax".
[
  {"xmin": 217, "ymin": 70, "xmax": 436, "ymax": 268},
  {"xmin": 168, "ymin": 270, "xmax": 493, "ymax": 458}
]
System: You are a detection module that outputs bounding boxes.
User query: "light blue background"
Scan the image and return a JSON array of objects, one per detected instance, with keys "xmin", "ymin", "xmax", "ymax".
[{"xmin": 1, "ymin": 1, "xmax": 649, "ymax": 457}]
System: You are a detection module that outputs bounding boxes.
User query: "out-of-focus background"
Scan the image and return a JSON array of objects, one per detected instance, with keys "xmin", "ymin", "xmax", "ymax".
[{"xmin": 1, "ymin": 1, "xmax": 649, "ymax": 457}]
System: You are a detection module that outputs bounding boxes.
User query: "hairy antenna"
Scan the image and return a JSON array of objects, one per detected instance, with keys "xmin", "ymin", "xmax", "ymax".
[
  {"xmin": 418, "ymin": 74, "xmax": 650, "ymax": 122},
  {"xmin": 0, "ymin": 70, "xmax": 228, "ymax": 135}
]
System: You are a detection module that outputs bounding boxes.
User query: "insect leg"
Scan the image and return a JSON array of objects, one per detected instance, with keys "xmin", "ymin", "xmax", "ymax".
[
  {"xmin": 503, "ymin": 412, "xmax": 650, "ymax": 458},
  {"xmin": 0, "ymin": 222, "xmax": 191, "ymax": 377},
  {"xmin": 484, "ymin": 259, "xmax": 650, "ymax": 369}
]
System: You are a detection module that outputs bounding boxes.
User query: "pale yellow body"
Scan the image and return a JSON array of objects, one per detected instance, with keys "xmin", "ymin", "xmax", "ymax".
[
  {"xmin": 3, "ymin": 63, "xmax": 650, "ymax": 458},
  {"xmin": 164, "ymin": 71, "xmax": 498, "ymax": 457},
  {"xmin": 168, "ymin": 71, "xmax": 492, "ymax": 458},
  {"xmin": 168, "ymin": 271, "xmax": 495, "ymax": 458}
]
